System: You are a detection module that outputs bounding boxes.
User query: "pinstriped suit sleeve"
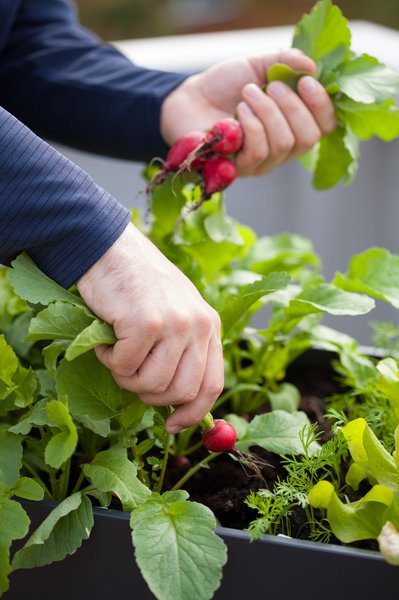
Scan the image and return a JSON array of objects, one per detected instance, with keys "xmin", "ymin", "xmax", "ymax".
[
  {"xmin": 0, "ymin": 0, "xmax": 188, "ymax": 161},
  {"xmin": 0, "ymin": 106, "xmax": 131, "ymax": 288}
]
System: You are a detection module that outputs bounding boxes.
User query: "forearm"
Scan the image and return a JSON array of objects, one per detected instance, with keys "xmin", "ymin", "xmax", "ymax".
[
  {"xmin": 0, "ymin": 0, "xmax": 187, "ymax": 161},
  {"xmin": 0, "ymin": 106, "xmax": 130, "ymax": 287}
]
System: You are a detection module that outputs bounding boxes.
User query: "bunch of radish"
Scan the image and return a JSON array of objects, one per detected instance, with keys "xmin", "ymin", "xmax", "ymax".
[{"xmin": 149, "ymin": 117, "xmax": 243, "ymax": 208}]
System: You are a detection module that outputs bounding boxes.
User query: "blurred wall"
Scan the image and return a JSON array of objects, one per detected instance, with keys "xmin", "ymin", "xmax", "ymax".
[{"xmin": 74, "ymin": 0, "xmax": 399, "ymax": 40}]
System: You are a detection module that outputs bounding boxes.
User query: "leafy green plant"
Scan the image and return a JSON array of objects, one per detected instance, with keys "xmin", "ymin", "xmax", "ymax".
[
  {"xmin": 2, "ymin": 1, "xmax": 399, "ymax": 597},
  {"xmin": 270, "ymin": 0, "xmax": 399, "ymax": 189}
]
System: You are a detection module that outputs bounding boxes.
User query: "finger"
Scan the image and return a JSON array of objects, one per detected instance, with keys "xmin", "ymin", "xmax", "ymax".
[
  {"xmin": 267, "ymin": 80, "xmax": 321, "ymax": 157},
  {"xmin": 95, "ymin": 333, "xmax": 154, "ymax": 378},
  {"xmin": 114, "ymin": 336, "xmax": 186, "ymax": 396},
  {"xmin": 165, "ymin": 336, "xmax": 224, "ymax": 433},
  {"xmin": 139, "ymin": 335, "xmax": 209, "ymax": 407},
  {"xmin": 297, "ymin": 76, "xmax": 337, "ymax": 135},
  {"xmin": 277, "ymin": 48, "xmax": 316, "ymax": 74},
  {"xmin": 248, "ymin": 49, "xmax": 315, "ymax": 84},
  {"xmin": 235, "ymin": 101, "xmax": 269, "ymax": 175},
  {"xmin": 241, "ymin": 83, "xmax": 295, "ymax": 173}
]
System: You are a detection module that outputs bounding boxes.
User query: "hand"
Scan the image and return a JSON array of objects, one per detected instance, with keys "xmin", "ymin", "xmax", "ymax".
[
  {"xmin": 76, "ymin": 223, "xmax": 223, "ymax": 434},
  {"xmin": 160, "ymin": 49, "xmax": 336, "ymax": 176}
]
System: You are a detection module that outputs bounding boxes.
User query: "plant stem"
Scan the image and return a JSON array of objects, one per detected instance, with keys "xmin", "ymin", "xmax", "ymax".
[
  {"xmin": 22, "ymin": 460, "xmax": 52, "ymax": 499},
  {"xmin": 59, "ymin": 458, "xmax": 71, "ymax": 499},
  {"xmin": 71, "ymin": 469, "xmax": 86, "ymax": 495},
  {"xmin": 48, "ymin": 467, "xmax": 59, "ymax": 499},
  {"xmin": 182, "ymin": 440, "xmax": 203, "ymax": 456},
  {"xmin": 155, "ymin": 430, "xmax": 171, "ymax": 494},
  {"xmin": 171, "ymin": 452, "xmax": 219, "ymax": 491}
]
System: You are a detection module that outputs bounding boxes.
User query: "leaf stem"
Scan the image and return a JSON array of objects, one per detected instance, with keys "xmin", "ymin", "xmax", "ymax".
[
  {"xmin": 71, "ymin": 468, "xmax": 86, "ymax": 495},
  {"xmin": 22, "ymin": 460, "xmax": 52, "ymax": 499},
  {"xmin": 171, "ymin": 452, "xmax": 219, "ymax": 491},
  {"xmin": 155, "ymin": 430, "xmax": 171, "ymax": 494}
]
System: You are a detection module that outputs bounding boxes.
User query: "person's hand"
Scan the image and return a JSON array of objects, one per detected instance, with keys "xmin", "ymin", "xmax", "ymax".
[
  {"xmin": 76, "ymin": 223, "xmax": 223, "ymax": 434},
  {"xmin": 160, "ymin": 49, "xmax": 336, "ymax": 176}
]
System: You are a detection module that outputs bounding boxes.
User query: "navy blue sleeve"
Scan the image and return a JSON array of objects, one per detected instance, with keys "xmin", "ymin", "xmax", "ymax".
[
  {"xmin": 0, "ymin": 106, "xmax": 131, "ymax": 287},
  {"xmin": 0, "ymin": 0, "xmax": 187, "ymax": 161}
]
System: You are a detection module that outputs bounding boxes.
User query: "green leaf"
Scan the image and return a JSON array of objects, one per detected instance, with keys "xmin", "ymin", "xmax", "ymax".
[
  {"xmin": 224, "ymin": 414, "xmax": 249, "ymax": 440},
  {"xmin": 221, "ymin": 272, "xmax": 290, "ymax": 337},
  {"xmin": 313, "ymin": 126, "xmax": 354, "ymax": 190},
  {"xmin": 294, "ymin": 283, "xmax": 375, "ymax": 316},
  {"xmin": 236, "ymin": 410, "xmax": 319, "ymax": 455},
  {"xmin": 336, "ymin": 98, "xmax": 399, "ymax": 142},
  {"xmin": 83, "ymin": 447, "xmax": 150, "ymax": 511},
  {"xmin": 203, "ymin": 211, "xmax": 244, "ymax": 245},
  {"xmin": 245, "ymin": 232, "xmax": 320, "ymax": 276},
  {"xmin": 130, "ymin": 491, "xmax": 227, "ymax": 600},
  {"xmin": 27, "ymin": 302, "xmax": 94, "ymax": 342},
  {"xmin": 55, "ymin": 351, "xmax": 122, "ymax": 421},
  {"xmin": 42, "ymin": 341, "xmax": 69, "ymax": 373},
  {"xmin": 377, "ymin": 358, "xmax": 399, "ymax": 423},
  {"xmin": 0, "ymin": 431, "xmax": 22, "ymax": 487},
  {"xmin": 9, "ymin": 254, "xmax": 86, "ymax": 308},
  {"xmin": 334, "ymin": 55, "xmax": 399, "ymax": 104},
  {"xmin": 11, "ymin": 477, "xmax": 44, "ymax": 501},
  {"xmin": 0, "ymin": 498, "xmax": 30, "ymax": 594},
  {"xmin": 333, "ymin": 248, "xmax": 399, "ymax": 308},
  {"xmin": 8, "ymin": 399, "xmax": 52, "ymax": 435},
  {"xmin": 293, "ymin": 0, "xmax": 351, "ymax": 73},
  {"xmin": 268, "ymin": 383, "xmax": 301, "ymax": 413},
  {"xmin": 342, "ymin": 418, "xmax": 399, "ymax": 491},
  {"xmin": 308, "ymin": 480, "xmax": 394, "ymax": 542},
  {"xmin": 0, "ymin": 334, "xmax": 18, "ymax": 389},
  {"xmin": 267, "ymin": 63, "xmax": 313, "ymax": 90},
  {"xmin": 44, "ymin": 400, "xmax": 78, "ymax": 469},
  {"xmin": 12, "ymin": 492, "xmax": 94, "ymax": 569},
  {"xmin": 65, "ymin": 319, "xmax": 116, "ymax": 361}
]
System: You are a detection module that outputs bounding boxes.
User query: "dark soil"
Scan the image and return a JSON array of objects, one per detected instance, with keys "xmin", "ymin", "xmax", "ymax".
[{"xmin": 165, "ymin": 359, "xmax": 378, "ymax": 551}]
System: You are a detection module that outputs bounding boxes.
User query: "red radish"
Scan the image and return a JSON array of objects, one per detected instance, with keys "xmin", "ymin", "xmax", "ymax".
[
  {"xmin": 202, "ymin": 419, "xmax": 237, "ymax": 453},
  {"xmin": 202, "ymin": 156, "xmax": 238, "ymax": 198},
  {"xmin": 205, "ymin": 118, "xmax": 243, "ymax": 155},
  {"xmin": 164, "ymin": 131, "xmax": 206, "ymax": 172},
  {"xmin": 171, "ymin": 455, "xmax": 191, "ymax": 470}
]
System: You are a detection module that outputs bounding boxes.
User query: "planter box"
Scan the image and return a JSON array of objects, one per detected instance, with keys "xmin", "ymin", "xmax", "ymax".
[
  {"xmin": 7, "ymin": 349, "xmax": 399, "ymax": 600},
  {"xmin": 8, "ymin": 500, "xmax": 399, "ymax": 600}
]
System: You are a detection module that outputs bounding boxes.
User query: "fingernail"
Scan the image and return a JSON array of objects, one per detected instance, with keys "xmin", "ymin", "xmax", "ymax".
[
  {"xmin": 166, "ymin": 424, "xmax": 182, "ymax": 435},
  {"xmin": 237, "ymin": 101, "xmax": 254, "ymax": 118},
  {"xmin": 244, "ymin": 83, "xmax": 264, "ymax": 101},
  {"xmin": 267, "ymin": 81, "xmax": 289, "ymax": 99},
  {"xmin": 301, "ymin": 76, "xmax": 317, "ymax": 93}
]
